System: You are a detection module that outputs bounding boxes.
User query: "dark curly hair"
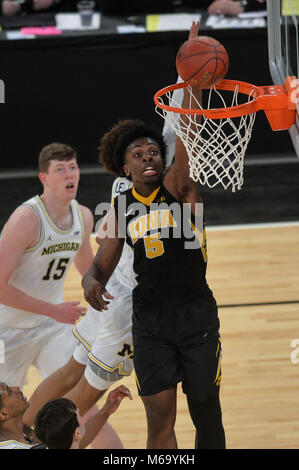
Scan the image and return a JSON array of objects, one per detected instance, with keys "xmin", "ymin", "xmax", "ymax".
[{"xmin": 98, "ymin": 119, "xmax": 167, "ymax": 178}]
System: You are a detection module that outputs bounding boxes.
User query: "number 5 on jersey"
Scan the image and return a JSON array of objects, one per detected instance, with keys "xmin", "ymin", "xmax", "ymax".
[{"xmin": 144, "ymin": 233, "xmax": 165, "ymax": 259}]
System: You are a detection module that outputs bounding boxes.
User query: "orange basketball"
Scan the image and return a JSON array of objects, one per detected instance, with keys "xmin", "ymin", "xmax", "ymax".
[{"xmin": 176, "ymin": 36, "xmax": 229, "ymax": 88}]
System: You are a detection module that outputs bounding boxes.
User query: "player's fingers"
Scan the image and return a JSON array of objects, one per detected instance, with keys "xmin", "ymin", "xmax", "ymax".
[
  {"xmin": 98, "ymin": 298, "xmax": 109, "ymax": 310},
  {"xmin": 113, "ymin": 385, "xmax": 133, "ymax": 399},
  {"xmin": 119, "ymin": 386, "xmax": 133, "ymax": 399},
  {"xmin": 85, "ymin": 295, "xmax": 104, "ymax": 312},
  {"xmin": 188, "ymin": 20, "xmax": 200, "ymax": 39},
  {"xmin": 74, "ymin": 307, "xmax": 87, "ymax": 314},
  {"xmin": 121, "ymin": 390, "xmax": 133, "ymax": 400}
]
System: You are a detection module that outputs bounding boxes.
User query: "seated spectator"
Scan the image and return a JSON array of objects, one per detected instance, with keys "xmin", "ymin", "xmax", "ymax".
[
  {"xmin": 207, "ymin": 0, "xmax": 266, "ymax": 16},
  {"xmin": 99, "ymin": 0, "xmax": 174, "ymax": 15},
  {"xmin": 0, "ymin": 0, "xmax": 101, "ymax": 16},
  {"xmin": 0, "ymin": 381, "xmax": 131, "ymax": 449},
  {"xmin": 174, "ymin": 0, "xmax": 266, "ymax": 15}
]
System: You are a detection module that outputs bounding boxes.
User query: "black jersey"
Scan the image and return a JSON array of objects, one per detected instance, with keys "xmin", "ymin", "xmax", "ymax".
[{"xmin": 114, "ymin": 184, "xmax": 209, "ymax": 305}]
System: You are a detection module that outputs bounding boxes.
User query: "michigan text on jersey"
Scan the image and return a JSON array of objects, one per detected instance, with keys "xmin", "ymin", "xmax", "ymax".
[{"xmin": 41, "ymin": 242, "xmax": 80, "ymax": 255}]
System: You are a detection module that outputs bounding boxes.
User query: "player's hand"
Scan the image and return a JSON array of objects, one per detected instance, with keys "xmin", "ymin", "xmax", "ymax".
[
  {"xmin": 188, "ymin": 20, "xmax": 200, "ymax": 40},
  {"xmin": 82, "ymin": 275, "xmax": 113, "ymax": 312},
  {"xmin": 52, "ymin": 301, "xmax": 86, "ymax": 324},
  {"xmin": 101, "ymin": 385, "xmax": 133, "ymax": 417}
]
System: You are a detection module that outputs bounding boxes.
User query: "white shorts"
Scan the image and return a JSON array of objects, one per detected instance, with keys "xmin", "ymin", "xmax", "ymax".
[
  {"xmin": 0, "ymin": 319, "xmax": 76, "ymax": 388},
  {"xmin": 73, "ymin": 277, "xmax": 133, "ymax": 390}
]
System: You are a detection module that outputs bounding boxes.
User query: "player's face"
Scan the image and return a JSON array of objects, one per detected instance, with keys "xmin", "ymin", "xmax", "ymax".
[
  {"xmin": 0, "ymin": 382, "xmax": 29, "ymax": 418},
  {"xmin": 40, "ymin": 159, "xmax": 80, "ymax": 200},
  {"xmin": 123, "ymin": 137, "xmax": 164, "ymax": 190}
]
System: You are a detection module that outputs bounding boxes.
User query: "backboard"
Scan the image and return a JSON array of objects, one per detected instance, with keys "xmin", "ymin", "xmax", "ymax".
[{"xmin": 267, "ymin": 0, "xmax": 299, "ymax": 157}]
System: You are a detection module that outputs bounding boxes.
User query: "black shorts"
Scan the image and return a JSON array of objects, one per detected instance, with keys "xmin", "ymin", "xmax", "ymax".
[{"xmin": 132, "ymin": 286, "xmax": 222, "ymax": 401}]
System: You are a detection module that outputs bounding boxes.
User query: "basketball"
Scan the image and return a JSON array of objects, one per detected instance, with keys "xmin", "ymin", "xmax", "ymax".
[{"xmin": 176, "ymin": 36, "xmax": 229, "ymax": 88}]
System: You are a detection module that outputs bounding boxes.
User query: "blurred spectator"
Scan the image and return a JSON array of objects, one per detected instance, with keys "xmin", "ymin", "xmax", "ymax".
[
  {"xmin": 98, "ymin": 0, "xmax": 174, "ymax": 15},
  {"xmin": 207, "ymin": 0, "xmax": 266, "ymax": 16},
  {"xmin": 1, "ymin": 0, "xmax": 265, "ymax": 16}
]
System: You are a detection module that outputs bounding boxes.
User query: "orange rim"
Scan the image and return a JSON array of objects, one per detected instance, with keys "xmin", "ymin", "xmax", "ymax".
[{"xmin": 154, "ymin": 76, "xmax": 297, "ymax": 130}]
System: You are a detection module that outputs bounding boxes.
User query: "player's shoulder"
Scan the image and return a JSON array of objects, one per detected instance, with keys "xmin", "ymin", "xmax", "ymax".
[
  {"xmin": 4, "ymin": 203, "xmax": 40, "ymax": 231},
  {"xmin": 0, "ymin": 204, "xmax": 41, "ymax": 249},
  {"xmin": 77, "ymin": 203, "xmax": 93, "ymax": 220}
]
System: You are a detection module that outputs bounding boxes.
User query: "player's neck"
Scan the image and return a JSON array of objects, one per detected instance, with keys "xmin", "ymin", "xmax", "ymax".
[
  {"xmin": 0, "ymin": 417, "xmax": 26, "ymax": 443},
  {"xmin": 40, "ymin": 192, "xmax": 73, "ymax": 231},
  {"xmin": 133, "ymin": 180, "xmax": 161, "ymax": 198}
]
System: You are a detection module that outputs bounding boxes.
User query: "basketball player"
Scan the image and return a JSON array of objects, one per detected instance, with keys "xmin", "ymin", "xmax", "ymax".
[
  {"xmin": 0, "ymin": 381, "xmax": 132, "ymax": 449},
  {"xmin": 23, "ymin": 99, "xmax": 180, "ymax": 432},
  {"xmin": 82, "ymin": 22, "xmax": 225, "ymax": 449},
  {"xmin": 22, "ymin": 176, "xmax": 136, "ymax": 434},
  {"xmin": 23, "ymin": 23, "xmax": 219, "ymax": 449},
  {"xmin": 33, "ymin": 385, "xmax": 132, "ymax": 449},
  {"xmin": 0, "ymin": 142, "xmax": 121, "ymax": 448}
]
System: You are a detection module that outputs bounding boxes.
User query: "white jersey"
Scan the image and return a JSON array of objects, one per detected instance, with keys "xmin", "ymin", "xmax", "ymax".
[
  {"xmin": 110, "ymin": 177, "xmax": 137, "ymax": 291},
  {"xmin": 0, "ymin": 439, "xmax": 32, "ymax": 449},
  {"xmin": 73, "ymin": 177, "xmax": 136, "ymax": 368},
  {"xmin": 0, "ymin": 195, "xmax": 85, "ymax": 329}
]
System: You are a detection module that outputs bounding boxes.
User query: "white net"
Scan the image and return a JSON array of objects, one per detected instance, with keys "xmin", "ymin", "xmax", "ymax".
[{"xmin": 155, "ymin": 84, "xmax": 257, "ymax": 192}]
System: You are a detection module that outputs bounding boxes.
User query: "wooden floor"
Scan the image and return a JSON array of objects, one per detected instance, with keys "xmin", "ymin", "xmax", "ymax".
[{"xmin": 23, "ymin": 224, "xmax": 299, "ymax": 449}]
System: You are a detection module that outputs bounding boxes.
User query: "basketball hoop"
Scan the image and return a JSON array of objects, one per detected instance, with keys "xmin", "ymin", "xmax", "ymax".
[{"xmin": 154, "ymin": 76, "xmax": 297, "ymax": 191}]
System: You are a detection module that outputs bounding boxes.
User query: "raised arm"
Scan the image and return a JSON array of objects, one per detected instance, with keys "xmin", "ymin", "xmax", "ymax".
[
  {"xmin": 163, "ymin": 21, "xmax": 203, "ymax": 206},
  {"xmin": 79, "ymin": 385, "xmax": 132, "ymax": 449}
]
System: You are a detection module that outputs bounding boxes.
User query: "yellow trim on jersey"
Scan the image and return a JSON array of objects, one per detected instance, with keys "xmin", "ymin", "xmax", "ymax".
[
  {"xmin": 189, "ymin": 220, "xmax": 208, "ymax": 262},
  {"xmin": 0, "ymin": 440, "xmax": 32, "ymax": 448},
  {"xmin": 214, "ymin": 338, "xmax": 222, "ymax": 386},
  {"xmin": 36, "ymin": 195, "xmax": 75, "ymax": 234},
  {"xmin": 132, "ymin": 186, "xmax": 161, "ymax": 206},
  {"xmin": 216, "ymin": 337, "xmax": 221, "ymax": 357},
  {"xmin": 23, "ymin": 203, "xmax": 45, "ymax": 253},
  {"xmin": 72, "ymin": 325, "xmax": 91, "ymax": 352},
  {"xmin": 88, "ymin": 352, "xmax": 131, "ymax": 376}
]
